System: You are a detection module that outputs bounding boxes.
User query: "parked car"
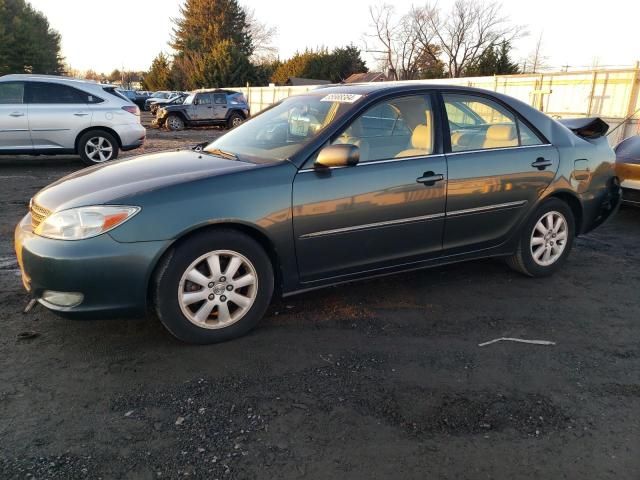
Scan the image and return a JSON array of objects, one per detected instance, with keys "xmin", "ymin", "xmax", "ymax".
[
  {"xmin": 0, "ymin": 74, "xmax": 145, "ymax": 165},
  {"xmin": 150, "ymin": 92, "xmax": 188, "ymax": 116},
  {"xmin": 614, "ymin": 135, "xmax": 640, "ymax": 206},
  {"xmin": 144, "ymin": 91, "xmax": 179, "ymax": 111},
  {"xmin": 15, "ymin": 83, "xmax": 621, "ymax": 344},
  {"xmin": 155, "ymin": 89, "xmax": 249, "ymax": 130}
]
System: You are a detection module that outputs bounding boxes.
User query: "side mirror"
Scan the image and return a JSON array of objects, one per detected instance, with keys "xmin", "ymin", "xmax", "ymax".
[{"xmin": 315, "ymin": 144, "xmax": 360, "ymax": 169}]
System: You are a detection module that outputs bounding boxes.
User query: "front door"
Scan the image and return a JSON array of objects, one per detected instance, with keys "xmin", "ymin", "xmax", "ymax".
[
  {"xmin": 0, "ymin": 81, "xmax": 31, "ymax": 151},
  {"xmin": 26, "ymin": 82, "xmax": 92, "ymax": 150},
  {"xmin": 441, "ymin": 92, "xmax": 558, "ymax": 251},
  {"xmin": 192, "ymin": 93, "xmax": 213, "ymax": 121},
  {"xmin": 292, "ymin": 93, "xmax": 447, "ymax": 282}
]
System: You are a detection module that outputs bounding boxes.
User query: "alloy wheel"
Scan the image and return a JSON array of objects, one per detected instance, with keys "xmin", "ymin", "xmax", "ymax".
[
  {"xmin": 178, "ymin": 250, "xmax": 258, "ymax": 329},
  {"xmin": 84, "ymin": 136, "xmax": 114, "ymax": 163},
  {"xmin": 231, "ymin": 116, "xmax": 243, "ymax": 127},
  {"xmin": 530, "ymin": 210, "xmax": 568, "ymax": 267}
]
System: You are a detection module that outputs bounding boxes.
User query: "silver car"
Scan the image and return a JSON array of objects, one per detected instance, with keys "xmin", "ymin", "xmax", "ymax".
[{"xmin": 0, "ymin": 74, "xmax": 146, "ymax": 165}]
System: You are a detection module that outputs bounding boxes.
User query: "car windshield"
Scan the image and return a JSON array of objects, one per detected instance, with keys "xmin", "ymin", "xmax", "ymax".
[{"xmin": 203, "ymin": 93, "xmax": 363, "ymax": 162}]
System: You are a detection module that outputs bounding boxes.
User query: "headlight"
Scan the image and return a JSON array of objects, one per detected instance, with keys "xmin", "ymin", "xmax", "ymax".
[{"xmin": 35, "ymin": 205, "xmax": 140, "ymax": 240}]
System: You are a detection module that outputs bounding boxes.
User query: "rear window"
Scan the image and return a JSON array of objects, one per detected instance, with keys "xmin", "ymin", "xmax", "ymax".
[{"xmin": 103, "ymin": 87, "xmax": 128, "ymax": 102}]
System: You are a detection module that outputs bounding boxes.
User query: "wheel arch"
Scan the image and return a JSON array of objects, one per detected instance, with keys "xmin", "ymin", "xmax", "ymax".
[
  {"xmin": 75, "ymin": 126, "xmax": 123, "ymax": 151},
  {"xmin": 227, "ymin": 108, "xmax": 247, "ymax": 120},
  {"xmin": 146, "ymin": 221, "xmax": 283, "ymax": 310},
  {"xmin": 545, "ymin": 190, "xmax": 583, "ymax": 236}
]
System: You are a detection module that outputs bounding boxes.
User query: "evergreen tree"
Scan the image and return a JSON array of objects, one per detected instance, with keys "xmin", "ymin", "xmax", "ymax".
[
  {"xmin": 170, "ymin": 0, "xmax": 255, "ymax": 89},
  {"xmin": 270, "ymin": 46, "xmax": 368, "ymax": 85},
  {"xmin": 495, "ymin": 40, "xmax": 519, "ymax": 75},
  {"xmin": 464, "ymin": 40, "xmax": 519, "ymax": 76},
  {"xmin": 142, "ymin": 53, "xmax": 172, "ymax": 91},
  {"xmin": 0, "ymin": 0, "xmax": 64, "ymax": 75},
  {"xmin": 172, "ymin": 0, "xmax": 252, "ymax": 56}
]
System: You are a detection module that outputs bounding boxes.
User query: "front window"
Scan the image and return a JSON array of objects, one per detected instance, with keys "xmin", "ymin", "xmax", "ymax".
[
  {"xmin": 330, "ymin": 94, "xmax": 434, "ymax": 162},
  {"xmin": 204, "ymin": 94, "xmax": 361, "ymax": 162},
  {"xmin": 0, "ymin": 82, "xmax": 24, "ymax": 104}
]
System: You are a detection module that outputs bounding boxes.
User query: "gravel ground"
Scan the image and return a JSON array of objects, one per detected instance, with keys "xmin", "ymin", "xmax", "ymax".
[{"xmin": 1, "ymin": 121, "xmax": 639, "ymax": 479}]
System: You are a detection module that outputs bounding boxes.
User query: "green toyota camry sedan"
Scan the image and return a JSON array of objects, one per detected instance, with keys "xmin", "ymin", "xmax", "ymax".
[{"xmin": 15, "ymin": 83, "xmax": 621, "ymax": 344}]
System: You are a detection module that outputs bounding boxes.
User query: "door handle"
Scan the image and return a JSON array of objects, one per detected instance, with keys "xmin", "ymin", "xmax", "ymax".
[
  {"xmin": 531, "ymin": 158, "xmax": 552, "ymax": 170},
  {"xmin": 416, "ymin": 172, "xmax": 444, "ymax": 186},
  {"xmin": 74, "ymin": 112, "xmax": 89, "ymax": 116},
  {"xmin": 9, "ymin": 112, "xmax": 25, "ymax": 117}
]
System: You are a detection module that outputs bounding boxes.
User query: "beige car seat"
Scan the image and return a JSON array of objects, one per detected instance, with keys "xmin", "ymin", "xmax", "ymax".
[
  {"xmin": 483, "ymin": 124, "xmax": 518, "ymax": 149},
  {"xmin": 395, "ymin": 110, "xmax": 433, "ymax": 158}
]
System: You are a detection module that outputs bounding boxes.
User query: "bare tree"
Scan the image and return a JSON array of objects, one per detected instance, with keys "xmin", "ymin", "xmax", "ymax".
[
  {"xmin": 427, "ymin": 0, "xmax": 519, "ymax": 77},
  {"xmin": 366, "ymin": 4, "xmax": 444, "ymax": 80},
  {"xmin": 245, "ymin": 8, "xmax": 278, "ymax": 64},
  {"xmin": 368, "ymin": 0, "xmax": 521, "ymax": 78},
  {"xmin": 366, "ymin": 4, "xmax": 400, "ymax": 79},
  {"xmin": 525, "ymin": 32, "xmax": 548, "ymax": 73}
]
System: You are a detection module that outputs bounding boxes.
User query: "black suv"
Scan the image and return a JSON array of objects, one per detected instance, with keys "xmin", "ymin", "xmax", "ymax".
[{"xmin": 155, "ymin": 89, "xmax": 250, "ymax": 130}]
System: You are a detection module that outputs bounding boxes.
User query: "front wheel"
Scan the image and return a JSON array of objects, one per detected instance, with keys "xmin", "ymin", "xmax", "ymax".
[
  {"xmin": 166, "ymin": 114, "xmax": 185, "ymax": 131},
  {"xmin": 153, "ymin": 229, "xmax": 274, "ymax": 344},
  {"xmin": 506, "ymin": 198, "xmax": 575, "ymax": 277}
]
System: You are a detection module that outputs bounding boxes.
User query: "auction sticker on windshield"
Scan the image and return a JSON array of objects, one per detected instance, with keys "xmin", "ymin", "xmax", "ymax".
[{"xmin": 320, "ymin": 93, "xmax": 363, "ymax": 103}]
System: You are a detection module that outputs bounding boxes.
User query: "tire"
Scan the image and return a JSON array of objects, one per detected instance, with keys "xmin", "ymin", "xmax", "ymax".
[
  {"xmin": 153, "ymin": 229, "xmax": 274, "ymax": 344},
  {"xmin": 227, "ymin": 112, "xmax": 244, "ymax": 129},
  {"xmin": 78, "ymin": 130, "xmax": 119, "ymax": 166},
  {"xmin": 506, "ymin": 198, "xmax": 575, "ymax": 277},
  {"xmin": 166, "ymin": 114, "xmax": 185, "ymax": 131}
]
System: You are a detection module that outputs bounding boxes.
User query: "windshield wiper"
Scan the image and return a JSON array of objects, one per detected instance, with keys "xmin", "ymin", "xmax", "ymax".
[{"xmin": 206, "ymin": 148, "xmax": 238, "ymax": 160}]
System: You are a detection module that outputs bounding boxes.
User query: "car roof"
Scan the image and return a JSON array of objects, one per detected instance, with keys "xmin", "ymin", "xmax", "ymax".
[
  {"xmin": 0, "ymin": 74, "xmax": 115, "ymax": 88},
  {"xmin": 192, "ymin": 88, "xmax": 241, "ymax": 95},
  {"xmin": 306, "ymin": 81, "xmax": 506, "ymax": 97}
]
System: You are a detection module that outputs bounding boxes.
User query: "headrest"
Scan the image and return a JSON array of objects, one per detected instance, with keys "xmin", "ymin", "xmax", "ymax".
[
  {"xmin": 411, "ymin": 125, "xmax": 431, "ymax": 150},
  {"xmin": 486, "ymin": 124, "xmax": 516, "ymax": 141}
]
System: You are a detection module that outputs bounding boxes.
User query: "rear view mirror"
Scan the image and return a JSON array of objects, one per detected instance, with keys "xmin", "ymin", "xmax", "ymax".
[{"xmin": 315, "ymin": 144, "xmax": 360, "ymax": 168}]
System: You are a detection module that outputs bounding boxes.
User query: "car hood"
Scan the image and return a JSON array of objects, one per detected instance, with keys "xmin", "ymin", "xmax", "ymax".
[{"xmin": 34, "ymin": 150, "xmax": 258, "ymax": 212}]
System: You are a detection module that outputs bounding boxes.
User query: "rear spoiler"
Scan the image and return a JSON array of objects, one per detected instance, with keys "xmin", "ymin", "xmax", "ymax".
[{"xmin": 558, "ymin": 117, "xmax": 609, "ymax": 139}]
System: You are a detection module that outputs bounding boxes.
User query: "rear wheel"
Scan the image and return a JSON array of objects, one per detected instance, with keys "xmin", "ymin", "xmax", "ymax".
[
  {"xmin": 78, "ymin": 130, "xmax": 119, "ymax": 166},
  {"xmin": 227, "ymin": 112, "xmax": 244, "ymax": 129},
  {"xmin": 153, "ymin": 229, "xmax": 274, "ymax": 344},
  {"xmin": 166, "ymin": 114, "xmax": 185, "ymax": 131},
  {"xmin": 506, "ymin": 198, "xmax": 575, "ymax": 277}
]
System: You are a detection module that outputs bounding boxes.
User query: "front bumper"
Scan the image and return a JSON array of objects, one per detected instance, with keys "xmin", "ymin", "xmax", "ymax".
[{"xmin": 15, "ymin": 214, "xmax": 170, "ymax": 318}]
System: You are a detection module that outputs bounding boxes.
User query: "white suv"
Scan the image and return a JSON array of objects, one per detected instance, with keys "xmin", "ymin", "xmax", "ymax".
[{"xmin": 0, "ymin": 74, "xmax": 146, "ymax": 165}]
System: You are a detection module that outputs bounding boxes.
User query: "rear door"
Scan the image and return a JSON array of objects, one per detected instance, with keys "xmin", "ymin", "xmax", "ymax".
[
  {"xmin": 212, "ymin": 93, "xmax": 228, "ymax": 121},
  {"xmin": 26, "ymin": 82, "xmax": 92, "ymax": 151},
  {"xmin": 0, "ymin": 81, "xmax": 31, "ymax": 151},
  {"xmin": 441, "ymin": 92, "xmax": 558, "ymax": 251}
]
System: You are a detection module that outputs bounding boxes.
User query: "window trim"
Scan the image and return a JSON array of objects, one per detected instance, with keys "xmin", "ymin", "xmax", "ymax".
[
  {"xmin": 301, "ymin": 91, "xmax": 442, "ymax": 169},
  {"xmin": 438, "ymin": 90, "xmax": 549, "ymax": 154}
]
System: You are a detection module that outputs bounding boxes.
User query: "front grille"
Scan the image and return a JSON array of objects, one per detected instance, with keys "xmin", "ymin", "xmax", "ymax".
[{"xmin": 30, "ymin": 202, "xmax": 51, "ymax": 230}]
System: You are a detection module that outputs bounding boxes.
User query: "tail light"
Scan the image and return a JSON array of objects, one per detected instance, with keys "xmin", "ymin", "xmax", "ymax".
[{"xmin": 122, "ymin": 105, "xmax": 140, "ymax": 116}]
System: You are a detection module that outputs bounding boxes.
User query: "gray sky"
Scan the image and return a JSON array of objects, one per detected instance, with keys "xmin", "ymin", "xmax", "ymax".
[{"xmin": 29, "ymin": 0, "xmax": 640, "ymax": 73}]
